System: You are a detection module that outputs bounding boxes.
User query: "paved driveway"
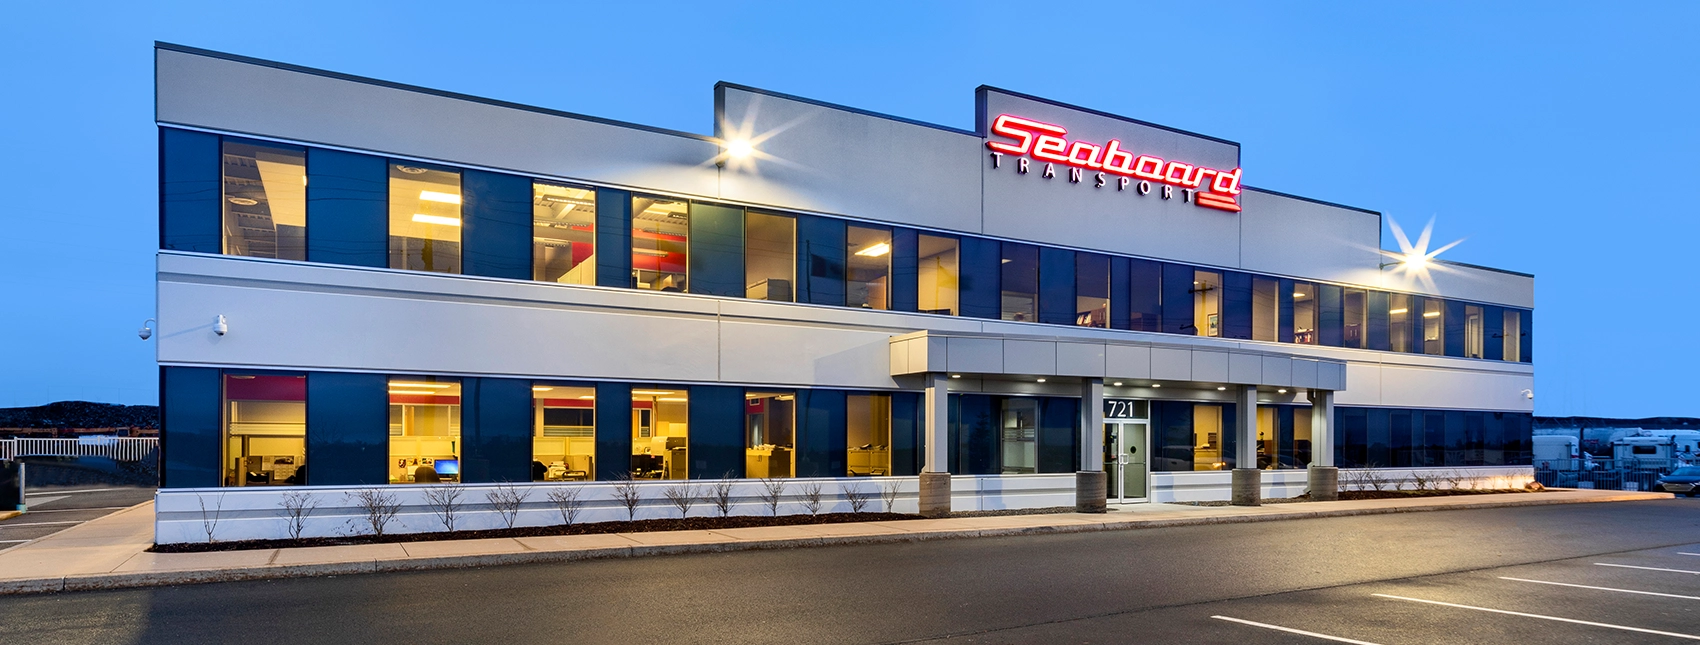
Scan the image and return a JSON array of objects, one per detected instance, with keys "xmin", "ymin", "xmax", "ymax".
[{"xmin": 0, "ymin": 486, "xmax": 155, "ymax": 551}]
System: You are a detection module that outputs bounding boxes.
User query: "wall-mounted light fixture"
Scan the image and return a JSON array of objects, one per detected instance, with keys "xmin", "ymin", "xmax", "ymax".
[{"xmin": 138, "ymin": 318, "xmax": 155, "ymax": 340}]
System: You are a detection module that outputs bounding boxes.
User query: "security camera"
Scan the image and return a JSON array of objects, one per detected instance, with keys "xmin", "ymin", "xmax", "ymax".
[
  {"xmin": 138, "ymin": 318, "xmax": 155, "ymax": 340},
  {"xmin": 213, "ymin": 315, "xmax": 228, "ymax": 336},
  {"xmin": 1521, "ymin": 389, "xmax": 1534, "ymax": 400}
]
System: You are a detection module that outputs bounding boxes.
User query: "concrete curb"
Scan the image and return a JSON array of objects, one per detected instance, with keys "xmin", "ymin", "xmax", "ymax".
[
  {"xmin": 0, "ymin": 511, "xmax": 21, "ymax": 522},
  {"xmin": 0, "ymin": 491, "xmax": 1667, "ymax": 596}
]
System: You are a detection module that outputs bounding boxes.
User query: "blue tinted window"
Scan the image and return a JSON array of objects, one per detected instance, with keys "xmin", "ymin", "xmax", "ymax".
[
  {"xmin": 1318, "ymin": 284, "xmax": 1343, "ymax": 347},
  {"xmin": 459, "ymin": 377, "xmax": 532, "ymax": 483},
  {"xmin": 1038, "ymin": 247, "xmax": 1075, "ymax": 326},
  {"xmin": 594, "ymin": 189, "xmax": 632, "ymax": 288},
  {"xmin": 1038, "ymin": 397, "xmax": 1079, "ymax": 473},
  {"xmin": 1444, "ymin": 300, "xmax": 1468, "ymax": 357},
  {"xmin": 1520, "ymin": 309, "xmax": 1533, "ymax": 363},
  {"xmin": 1001, "ymin": 242, "xmax": 1039, "ymax": 322},
  {"xmin": 1367, "ymin": 408, "xmax": 1391, "ymax": 466},
  {"xmin": 1337, "ymin": 408, "xmax": 1368, "ymax": 467},
  {"xmin": 160, "ymin": 129, "xmax": 222, "ymax": 253},
  {"xmin": 161, "ymin": 366, "xmax": 221, "ymax": 488},
  {"xmin": 1127, "ymin": 258, "xmax": 1162, "ymax": 332},
  {"xmin": 952, "ymin": 394, "xmax": 998, "ymax": 474},
  {"xmin": 306, "ymin": 149, "xmax": 387, "ymax": 267},
  {"xmin": 1161, "ymin": 263, "xmax": 1195, "ymax": 335},
  {"xmin": 306, "ymin": 371, "xmax": 389, "ymax": 485},
  {"xmin": 687, "ymin": 203, "xmax": 745, "ymax": 298},
  {"xmin": 1075, "ymin": 252, "xmax": 1110, "ymax": 328},
  {"xmin": 462, "ymin": 170, "xmax": 531, "ymax": 280},
  {"xmin": 958, "ymin": 237, "xmax": 1001, "ymax": 319},
  {"xmin": 688, "ymin": 385, "xmax": 745, "ymax": 478},
  {"xmin": 795, "ymin": 389, "xmax": 847, "ymax": 477},
  {"xmin": 593, "ymin": 382, "xmax": 632, "ymax": 480},
  {"xmin": 890, "ymin": 392, "xmax": 922, "ymax": 476},
  {"xmin": 891, "ymin": 228, "xmax": 920, "ymax": 312},
  {"xmin": 1391, "ymin": 411, "xmax": 1415, "ymax": 467},
  {"xmin": 1151, "ymin": 401, "xmax": 1193, "ymax": 473},
  {"xmin": 1222, "ymin": 272, "xmax": 1253, "ymax": 340},
  {"xmin": 797, "ymin": 215, "xmax": 846, "ymax": 306},
  {"xmin": 1367, "ymin": 291, "xmax": 1391, "ymax": 351}
]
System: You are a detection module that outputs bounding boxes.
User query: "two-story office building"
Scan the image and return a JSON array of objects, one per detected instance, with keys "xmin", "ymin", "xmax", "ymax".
[{"xmin": 150, "ymin": 43, "xmax": 1534, "ymax": 543}]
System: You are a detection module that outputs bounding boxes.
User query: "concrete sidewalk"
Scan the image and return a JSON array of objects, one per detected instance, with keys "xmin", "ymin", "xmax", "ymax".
[{"xmin": 0, "ymin": 488, "xmax": 1669, "ymax": 595}]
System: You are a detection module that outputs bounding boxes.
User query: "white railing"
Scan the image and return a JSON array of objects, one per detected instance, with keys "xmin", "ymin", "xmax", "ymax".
[{"xmin": 0, "ymin": 437, "xmax": 158, "ymax": 462}]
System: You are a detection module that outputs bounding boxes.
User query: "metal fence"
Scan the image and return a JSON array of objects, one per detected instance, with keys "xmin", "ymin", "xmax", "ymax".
[
  {"xmin": 0, "ymin": 437, "xmax": 158, "ymax": 462},
  {"xmin": 1534, "ymin": 457, "xmax": 1679, "ymax": 491}
]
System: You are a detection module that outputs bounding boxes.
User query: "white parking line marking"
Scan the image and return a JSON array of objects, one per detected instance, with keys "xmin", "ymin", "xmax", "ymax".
[
  {"xmin": 1211, "ymin": 616, "xmax": 1384, "ymax": 644},
  {"xmin": 24, "ymin": 488, "xmax": 125, "ymax": 496},
  {"xmin": 0, "ymin": 539, "xmax": 29, "ymax": 544},
  {"xmin": 0, "ymin": 521, "xmax": 82, "ymax": 528},
  {"xmin": 1595, "ymin": 563, "xmax": 1700, "ymax": 575},
  {"xmin": 1374, "ymin": 594, "xmax": 1700, "ymax": 641},
  {"xmin": 1677, "ymin": 552, "xmax": 1700, "ymax": 557},
  {"xmin": 1500, "ymin": 577, "xmax": 1700, "ymax": 600},
  {"xmin": 18, "ymin": 506, "xmax": 130, "ymax": 513}
]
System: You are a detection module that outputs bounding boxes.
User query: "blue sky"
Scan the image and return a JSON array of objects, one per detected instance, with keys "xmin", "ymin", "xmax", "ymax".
[{"xmin": 1, "ymin": 2, "xmax": 1693, "ymax": 417}]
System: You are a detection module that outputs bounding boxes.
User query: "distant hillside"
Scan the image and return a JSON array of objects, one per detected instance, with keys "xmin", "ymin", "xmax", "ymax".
[
  {"xmin": 0, "ymin": 401, "xmax": 159, "ymax": 429},
  {"xmin": 1536, "ymin": 416, "xmax": 1700, "ymax": 430}
]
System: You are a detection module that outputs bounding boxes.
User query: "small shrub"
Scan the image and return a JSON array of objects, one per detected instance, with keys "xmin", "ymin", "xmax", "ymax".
[
  {"xmin": 612, "ymin": 474, "xmax": 644, "ymax": 521},
  {"xmin": 196, "ymin": 492, "xmax": 226, "ymax": 543},
  {"xmin": 422, "ymin": 483, "xmax": 466, "ymax": 532},
  {"xmin": 707, "ymin": 477, "xmax": 736, "ymax": 517},
  {"xmin": 348, "ymin": 489, "xmax": 402, "ymax": 537},
  {"xmin": 799, "ymin": 481, "xmax": 825, "ymax": 516},
  {"xmin": 757, "ymin": 478, "xmax": 786, "ymax": 516},
  {"xmin": 842, "ymin": 483, "xmax": 871, "ymax": 513},
  {"xmin": 544, "ymin": 486, "xmax": 587, "ymax": 526},
  {"xmin": 662, "ymin": 483, "xmax": 699, "ymax": 518},
  {"xmin": 277, "ymin": 491, "xmax": 320, "ymax": 540},
  {"xmin": 880, "ymin": 480, "xmax": 902, "ymax": 513},
  {"xmin": 485, "ymin": 483, "xmax": 530, "ymax": 530}
]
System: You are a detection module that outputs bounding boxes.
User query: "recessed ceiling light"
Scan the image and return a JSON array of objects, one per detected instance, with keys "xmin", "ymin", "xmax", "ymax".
[
  {"xmin": 1217, "ymin": 386, "xmax": 1227, "ymax": 391},
  {"xmin": 1151, "ymin": 384, "xmax": 1162, "ymax": 388},
  {"xmin": 396, "ymin": 165, "xmax": 428, "ymax": 174},
  {"xmin": 227, "ymin": 197, "xmax": 258, "ymax": 206},
  {"xmin": 1036, "ymin": 378, "xmax": 1047, "ymax": 383},
  {"xmin": 1278, "ymin": 389, "xmax": 1288, "ymax": 394},
  {"xmin": 1113, "ymin": 382, "xmax": 1123, "ymax": 387},
  {"xmin": 951, "ymin": 374, "xmax": 962, "ymax": 379}
]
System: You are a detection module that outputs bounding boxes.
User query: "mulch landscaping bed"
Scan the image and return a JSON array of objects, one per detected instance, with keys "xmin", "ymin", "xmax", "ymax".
[{"xmin": 152, "ymin": 512, "xmax": 920, "ymax": 553}]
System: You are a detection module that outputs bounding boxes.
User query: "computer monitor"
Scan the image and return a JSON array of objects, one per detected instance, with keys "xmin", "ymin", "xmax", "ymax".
[{"xmin": 432, "ymin": 459, "xmax": 460, "ymax": 476}]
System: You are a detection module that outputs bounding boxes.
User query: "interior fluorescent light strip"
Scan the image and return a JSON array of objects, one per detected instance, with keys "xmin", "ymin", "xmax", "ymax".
[
  {"xmin": 412, "ymin": 214, "xmax": 462, "ymax": 226},
  {"xmin": 419, "ymin": 190, "xmax": 462, "ymax": 205}
]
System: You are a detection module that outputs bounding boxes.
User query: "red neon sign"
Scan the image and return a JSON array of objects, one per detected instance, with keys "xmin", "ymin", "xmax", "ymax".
[{"xmin": 986, "ymin": 114, "xmax": 1243, "ymax": 212}]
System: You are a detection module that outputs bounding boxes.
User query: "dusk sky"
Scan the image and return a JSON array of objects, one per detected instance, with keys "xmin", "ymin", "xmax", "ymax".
[{"xmin": 2, "ymin": 2, "xmax": 1693, "ymax": 417}]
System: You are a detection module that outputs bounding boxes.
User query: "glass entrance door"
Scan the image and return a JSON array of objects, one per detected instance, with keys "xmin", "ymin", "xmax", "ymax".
[{"xmin": 1104, "ymin": 421, "xmax": 1149, "ymax": 503}]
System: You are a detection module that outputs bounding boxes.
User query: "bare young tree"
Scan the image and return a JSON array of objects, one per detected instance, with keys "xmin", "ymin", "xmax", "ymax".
[
  {"xmin": 485, "ymin": 482, "xmax": 531, "ymax": 530},
  {"xmin": 421, "ymin": 483, "xmax": 466, "ymax": 532},
  {"xmin": 880, "ymin": 479, "xmax": 902, "ymax": 514},
  {"xmin": 544, "ymin": 486, "xmax": 587, "ymax": 526},
  {"xmin": 348, "ymin": 488, "xmax": 402, "ymax": 537},
  {"xmin": 196, "ymin": 492, "xmax": 227, "ymax": 543},
  {"xmin": 799, "ymin": 481, "xmax": 825, "ymax": 516},
  {"xmin": 612, "ymin": 474, "xmax": 644, "ymax": 521},
  {"xmin": 1409, "ymin": 471, "xmax": 1431, "ymax": 492},
  {"xmin": 662, "ymin": 483, "xmax": 699, "ymax": 519},
  {"xmin": 707, "ymin": 476, "xmax": 736, "ymax": 517},
  {"xmin": 842, "ymin": 483, "xmax": 871, "ymax": 513},
  {"xmin": 277, "ymin": 491, "xmax": 320, "ymax": 540},
  {"xmin": 757, "ymin": 477, "xmax": 787, "ymax": 516}
]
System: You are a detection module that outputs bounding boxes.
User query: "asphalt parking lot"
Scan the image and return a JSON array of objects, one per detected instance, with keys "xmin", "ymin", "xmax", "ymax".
[
  {"xmin": 0, "ymin": 486, "xmax": 154, "ymax": 551},
  {"xmin": 933, "ymin": 540, "xmax": 1700, "ymax": 643}
]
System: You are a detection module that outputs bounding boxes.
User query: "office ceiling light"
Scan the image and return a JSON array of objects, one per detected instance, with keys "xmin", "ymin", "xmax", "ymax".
[
  {"xmin": 419, "ymin": 190, "xmax": 462, "ymax": 205},
  {"xmin": 395, "ymin": 165, "xmax": 428, "ymax": 174},
  {"xmin": 632, "ymin": 390, "xmax": 676, "ymax": 395},
  {"xmin": 658, "ymin": 397, "xmax": 688, "ymax": 402},
  {"xmin": 578, "ymin": 395, "xmax": 595, "ymax": 400},
  {"xmin": 532, "ymin": 386, "xmax": 553, "ymax": 392},
  {"xmin": 1423, "ymin": 311, "xmax": 1441, "ymax": 318},
  {"xmin": 1388, "ymin": 308, "xmax": 1409, "ymax": 314},
  {"xmin": 227, "ymin": 197, "xmax": 259, "ymax": 206},
  {"xmin": 412, "ymin": 214, "xmax": 461, "ymax": 226},
  {"xmin": 1293, "ymin": 292, "xmax": 1307, "ymax": 298},
  {"xmin": 390, "ymin": 382, "xmax": 452, "ymax": 389},
  {"xmin": 855, "ymin": 242, "xmax": 891, "ymax": 257},
  {"xmin": 633, "ymin": 247, "xmax": 670, "ymax": 257},
  {"xmin": 388, "ymin": 390, "xmax": 437, "ymax": 395}
]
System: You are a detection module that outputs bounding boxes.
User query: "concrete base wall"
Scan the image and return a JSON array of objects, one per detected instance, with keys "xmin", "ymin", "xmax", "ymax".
[
  {"xmin": 1150, "ymin": 466, "xmax": 1535, "ymax": 503},
  {"xmin": 155, "ymin": 473, "xmax": 1079, "ymax": 544}
]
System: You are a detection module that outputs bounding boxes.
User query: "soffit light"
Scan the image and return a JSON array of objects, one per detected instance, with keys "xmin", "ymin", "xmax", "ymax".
[
  {"xmin": 1036, "ymin": 378, "xmax": 1047, "ymax": 383},
  {"xmin": 1151, "ymin": 383, "xmax": 1162, "ymax": 388},
  {"xmin": 1113, "ymin": 382, "xmax": 1123, "ymax": 386},
  {"xmin": 1278, "ymin": 389, "xmax": 1288, "ymax": 394},
  {"xmin": 412, "ymin": 214, "xmax": 462, "ymax": 226},
  {"xmin": 1217, "ymin": 386, "xmax": 1227, "ymax": 391}
]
